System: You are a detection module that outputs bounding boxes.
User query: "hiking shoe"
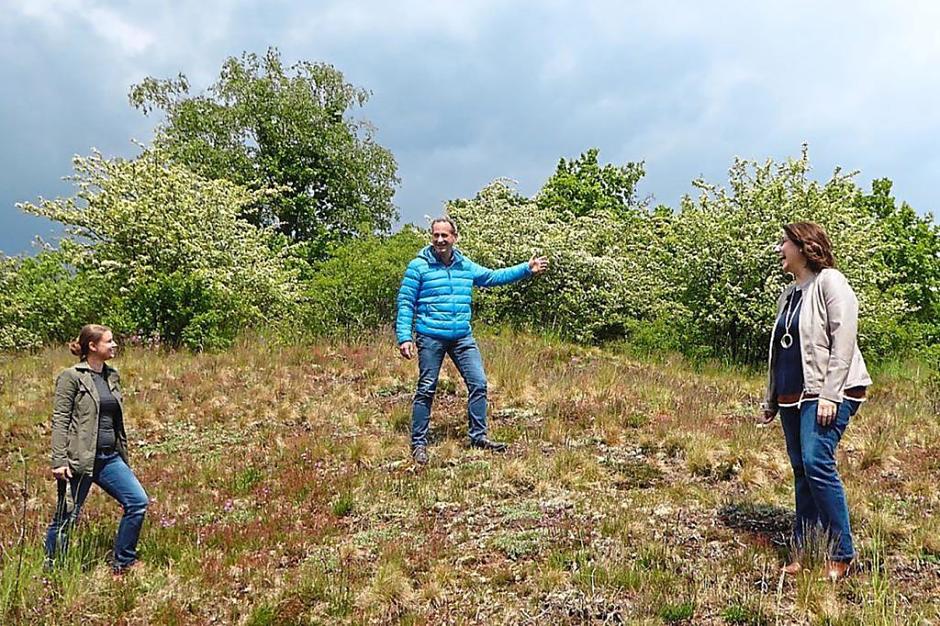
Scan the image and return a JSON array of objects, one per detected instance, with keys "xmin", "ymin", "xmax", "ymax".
[
  {"xmin": 825, "ymin": 560, "xmax": 851, "ymax": 582},
  {"xmin": 469, "ymin": 438, "xmax": 508, "ymax": 452},
  {"xmin": 112, "ymin": 560, "xmax": 145, "ymax": 579},
  {"xmin": 412, "ymin": 445, "xmax": 429, "ymax": 465}
]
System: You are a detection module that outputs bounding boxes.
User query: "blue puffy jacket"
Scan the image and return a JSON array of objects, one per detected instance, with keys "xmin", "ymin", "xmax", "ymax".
[{"xmin": 396, "ymin": 246, "xmax": 532, "ymax": 344}]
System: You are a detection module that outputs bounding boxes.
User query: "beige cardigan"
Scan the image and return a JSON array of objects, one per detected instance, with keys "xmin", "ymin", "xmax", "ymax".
[{"xmin": 763, "ymin": 268, "xmax": 872, "ymax": 412}]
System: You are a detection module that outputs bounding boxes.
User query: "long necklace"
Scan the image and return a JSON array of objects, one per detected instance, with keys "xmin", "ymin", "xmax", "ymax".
[{"xmin": 779, "ymin": 290, "xmax": 801, "ymax": 349}]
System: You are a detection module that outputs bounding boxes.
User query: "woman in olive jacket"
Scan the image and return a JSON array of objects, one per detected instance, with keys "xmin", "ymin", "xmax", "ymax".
[
  {"xmin": 45, "ymin": 324, "xmax": 148, "ymax": 574},
  {"xmin": 759, "ymin": 222, "xmax": 871, "ymax": 581}
]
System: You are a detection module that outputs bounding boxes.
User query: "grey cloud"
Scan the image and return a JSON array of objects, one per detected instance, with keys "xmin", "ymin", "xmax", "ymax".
[{"xmin": 2, "ymin": 0, "xmax": 937, "ymax": 254}]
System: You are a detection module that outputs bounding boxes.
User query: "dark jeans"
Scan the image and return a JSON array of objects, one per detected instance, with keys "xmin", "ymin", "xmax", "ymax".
[
  {"xmin": 411, "ymin": 333, "xmax": 488, "ymax": 448},
  {"xmin": 780, "ymin": 399, "xmax": 860, "ymax": 562},
  {"xmin": 45, "ymin": 451, "xmax": 149, "ymax": 570}
]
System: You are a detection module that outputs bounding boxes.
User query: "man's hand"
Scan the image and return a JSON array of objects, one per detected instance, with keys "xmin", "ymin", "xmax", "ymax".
[
  {"xmin": 757, "ymin": 408, "xmax": 777, "ymax": 425},
  {"xmin": 399, "ymin": 341, "xmax": 415, "ymax": 360},
  {"xmin": 816, "ymin": 399, "xmax": 837, "ymax": 426},
  {"xmin": 52, "ymin": 465, "xmax": 72, "ymax": 481},
  {"xmin": 529, "ymin": 255, "xmax": 549, "ymax": 274}
]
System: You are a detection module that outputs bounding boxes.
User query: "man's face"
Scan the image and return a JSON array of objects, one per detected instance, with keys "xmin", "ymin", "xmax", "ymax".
[{"xmin": 431, "ymin": 222, "xmax": 457, "ymax": 257}]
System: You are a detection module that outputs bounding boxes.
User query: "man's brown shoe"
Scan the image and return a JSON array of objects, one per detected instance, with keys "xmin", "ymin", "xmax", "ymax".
[
  {"xmin": 782, "ymin": 561, "xmax": 802, "ymax": 575},
  {"xmin": 825, "ymin": 560, "xmax": 851, "ymax": 581}
]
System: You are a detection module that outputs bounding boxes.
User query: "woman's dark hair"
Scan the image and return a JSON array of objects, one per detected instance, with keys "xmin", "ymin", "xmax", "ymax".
[
  {"xmin": 783, "ymin": 222, "xmax": 835, "ymax": 272},
  {"xmin": 69, "ymin": 324, "xmax": 111, "ymax": 361}
]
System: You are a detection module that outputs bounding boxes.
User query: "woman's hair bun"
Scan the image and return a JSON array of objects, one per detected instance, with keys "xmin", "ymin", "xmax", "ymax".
[{"xmin": 70, "ymin": 324, "xmax": 110, "ymax": 360}]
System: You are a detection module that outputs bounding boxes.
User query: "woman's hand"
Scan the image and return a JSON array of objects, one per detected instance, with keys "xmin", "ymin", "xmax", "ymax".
[
  {"xmin": 52, "ymin": 465, "xmax": 72, "ymax": 481},
  {"xmin": 757, "ymin": 408, "xmax": 777, "ymax": 425},
  {"xmin": 816, "ymin": 399, "xmax": 837, "ymax": 426}
]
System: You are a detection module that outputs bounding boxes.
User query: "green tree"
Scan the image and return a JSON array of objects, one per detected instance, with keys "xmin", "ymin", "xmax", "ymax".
[
  {"xmin": 301, "ymin": 229, "xmax": 426, "ymax": 337},
  {"xmin": 129, "ymin": 48, "xmax": 399, "ymax": 257},
  {"xmin": 537, "ymin": 148, "xmax": 645, "ymax": 220},
  {"xmin": 858, "ymin": 178, "xmax": 940, "ymax": 343},
  {"xmin": 0, "ymin": 250, "xmax": 113, "ymax": 350}
]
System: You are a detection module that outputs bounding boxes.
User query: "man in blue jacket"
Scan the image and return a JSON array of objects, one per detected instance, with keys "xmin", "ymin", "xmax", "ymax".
[{"xmin": 396, "ymin": 216, "xmax": 549, "ymax": 465}]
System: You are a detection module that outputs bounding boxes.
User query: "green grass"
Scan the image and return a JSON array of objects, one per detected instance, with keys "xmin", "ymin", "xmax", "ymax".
[
  {"xmin": 331, "ymin": 492, "xmax": 355, "ymax": 517},
  {"xmin": 1, "ymin": 332, "xmax": 938, "ymax": 623}
]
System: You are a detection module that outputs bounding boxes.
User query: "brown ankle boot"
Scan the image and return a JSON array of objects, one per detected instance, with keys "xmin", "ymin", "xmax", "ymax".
[{"xmin": 825, "ymin": 560, "xmax": 851, "ymax": 581}]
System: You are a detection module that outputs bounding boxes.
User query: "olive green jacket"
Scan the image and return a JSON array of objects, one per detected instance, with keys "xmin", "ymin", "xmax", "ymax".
[{"xmin": 51, "ymin": 361, "xmax": 129, "ymax": 474}]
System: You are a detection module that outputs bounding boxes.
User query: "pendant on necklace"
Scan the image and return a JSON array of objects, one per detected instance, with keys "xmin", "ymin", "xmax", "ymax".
[{"xmin": 780, "ymin": 333, "xmax": 793, "ymax": 349}]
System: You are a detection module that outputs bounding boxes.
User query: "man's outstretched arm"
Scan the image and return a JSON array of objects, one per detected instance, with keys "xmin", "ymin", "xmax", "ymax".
[{"xmin": 470, "ymin": 255, "xmax": 549, "ymax": 287}]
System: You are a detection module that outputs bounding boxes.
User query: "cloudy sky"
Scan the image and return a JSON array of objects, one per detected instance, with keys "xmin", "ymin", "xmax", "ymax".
[{"xmin": 2, "ymin": 0, "xmax": 938, "ymax": 254}]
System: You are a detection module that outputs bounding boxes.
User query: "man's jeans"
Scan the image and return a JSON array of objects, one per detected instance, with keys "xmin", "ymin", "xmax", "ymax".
[
  {"xmin": 45, "ymin": 451, "xmax": 149, "ymax": 569},
  {"xmin": 780, "ymin": 399, "xmax": 860, "ymax": 562},
  {"xmin": 411, "ymin": 333, "xmax": 488, "ymax": 448}
]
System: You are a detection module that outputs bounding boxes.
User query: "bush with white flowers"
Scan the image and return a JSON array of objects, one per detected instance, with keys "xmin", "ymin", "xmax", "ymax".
[
  {"xmin": 16, "ymin": 147, "xmax": 300, "ymax": 348},
  {"xmin": 449, "ymin": 147, "xmax": 937, "ymax": 362}
]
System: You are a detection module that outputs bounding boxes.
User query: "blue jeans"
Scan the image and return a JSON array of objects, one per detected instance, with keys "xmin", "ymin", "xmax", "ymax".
[
  {"xmin": 780, "ymin": 399, "xmax": 859, "ymax": 562},
  {"xmin": 411, "ymin": 333, "xmax": 488, "ymax": 447},
  {"xmin": 45, "ymin": 451, "xmax": 149, "ymax": 569}
]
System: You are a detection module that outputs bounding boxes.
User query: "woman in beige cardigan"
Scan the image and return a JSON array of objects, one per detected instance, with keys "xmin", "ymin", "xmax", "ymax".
[{"xmin": 759, "ymin": 222, "xmax": 871, "ymax": 581}]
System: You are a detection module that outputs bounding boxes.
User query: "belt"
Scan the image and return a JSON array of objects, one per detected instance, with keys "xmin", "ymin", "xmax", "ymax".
[{"xmin": 777, "ymin": 386, "xmax": 867, "ymax": 406}]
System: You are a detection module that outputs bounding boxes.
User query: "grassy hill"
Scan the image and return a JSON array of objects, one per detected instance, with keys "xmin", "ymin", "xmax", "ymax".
[{"xmin": 1, "ymin": 332, "xmax": 938, "ymax": 624}]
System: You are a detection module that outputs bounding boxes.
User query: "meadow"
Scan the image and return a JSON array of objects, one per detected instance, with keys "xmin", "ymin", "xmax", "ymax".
[{"xmin": 1, "ymin": 331, "xmax": 938, "ymax": 624}]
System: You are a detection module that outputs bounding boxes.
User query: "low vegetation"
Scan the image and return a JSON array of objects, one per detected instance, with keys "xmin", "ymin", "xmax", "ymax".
[{"xmin": 2, "ymin": 331, "xmax": 937, "ymax": 624}]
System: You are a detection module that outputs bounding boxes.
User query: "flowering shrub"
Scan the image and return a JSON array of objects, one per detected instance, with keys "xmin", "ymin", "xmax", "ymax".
[
  {"xmin": 15, "ymin": 147, "xmax": 300, "ymax": 348},
  {"xmin": 664, "ymin": 151, "xmax": 909, "ymax": 361},
  {"xmin": 4, "ymin": 145, "xmax": 936, "ymax": 362},
  {"xmin": 449, "ymin": 180, "xmax": 667, "ymax": 343},
  {"xmin": 450, "ymin": 148, "xmax": 938, "ymax": 362}
]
